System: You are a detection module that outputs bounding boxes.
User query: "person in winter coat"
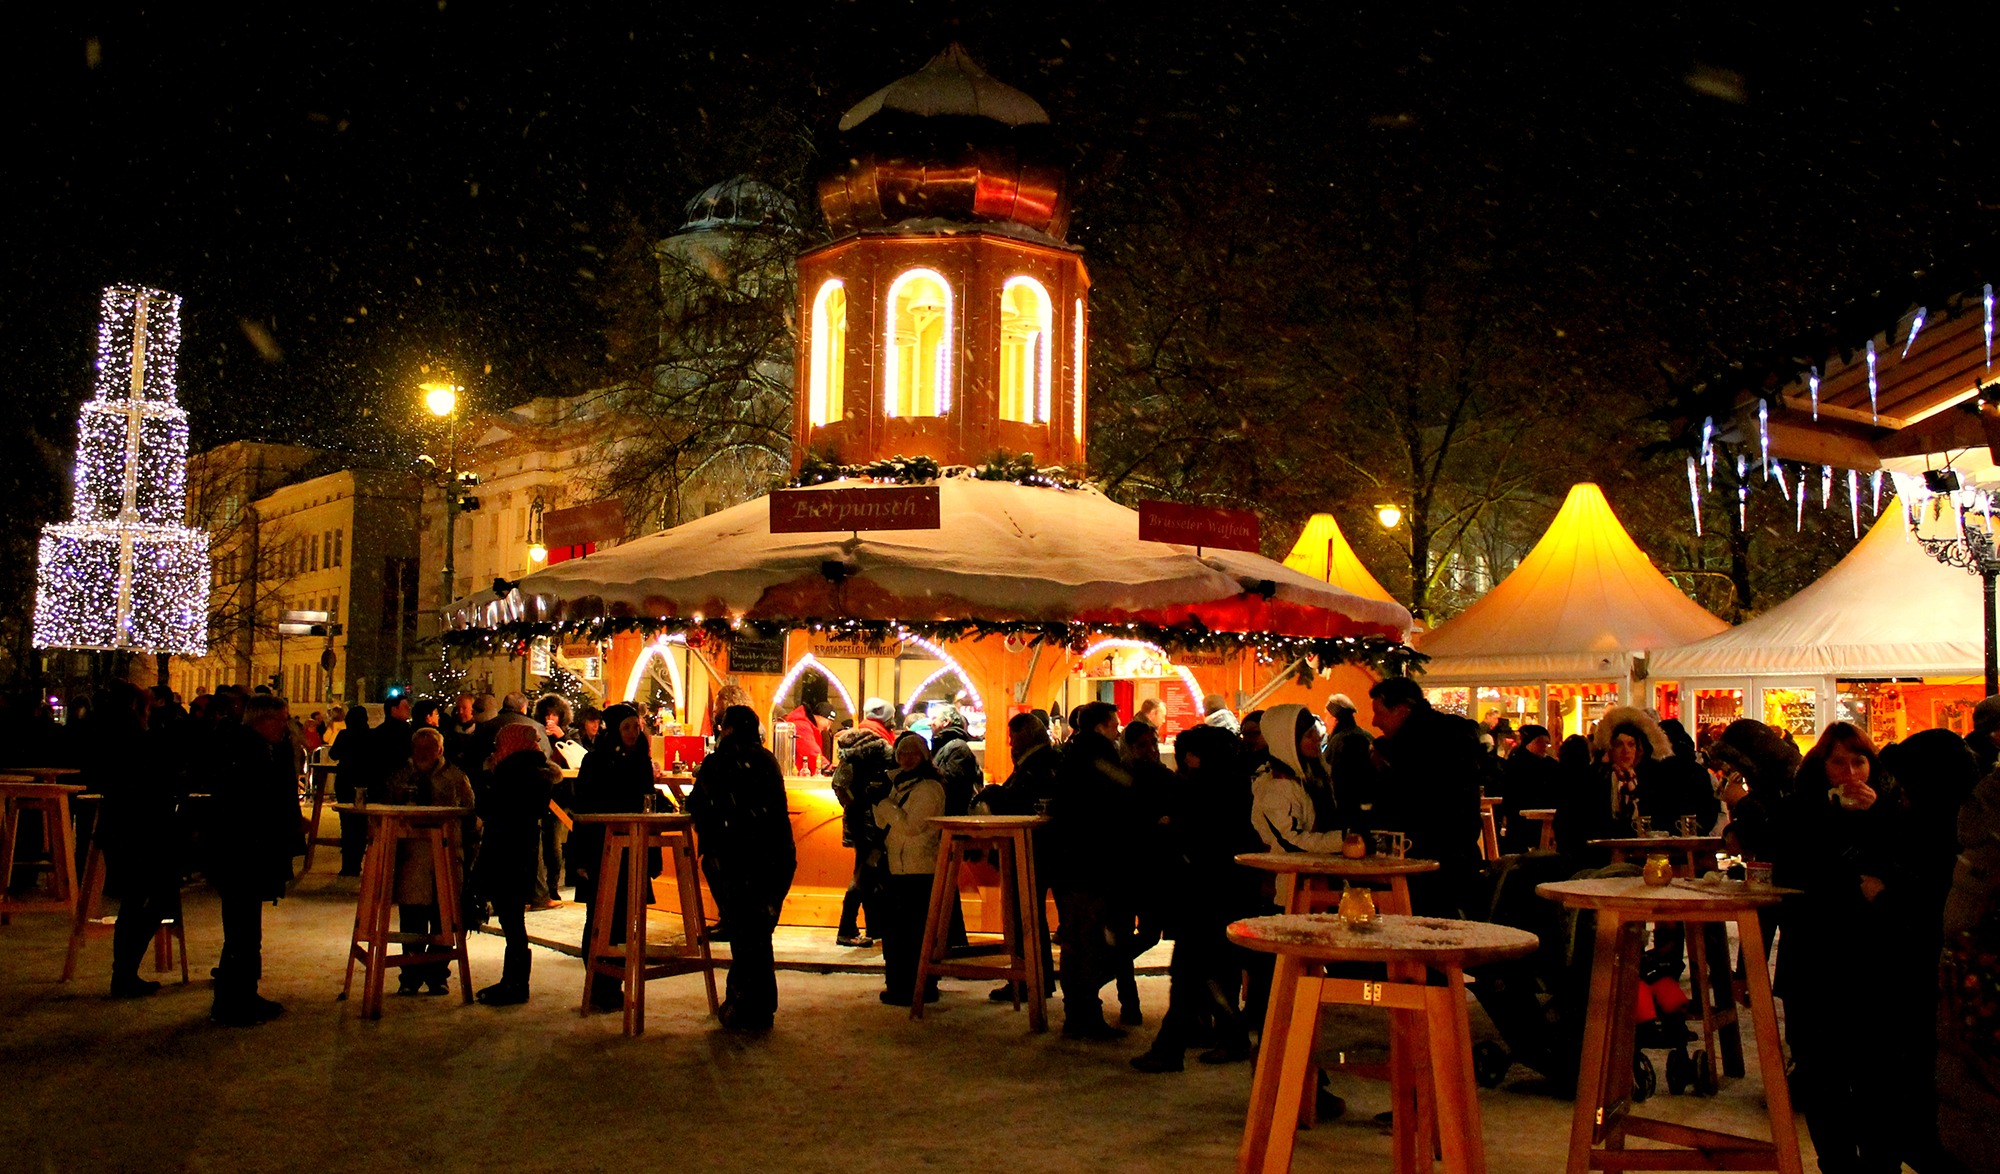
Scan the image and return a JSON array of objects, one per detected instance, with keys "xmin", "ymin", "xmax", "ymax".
[
  {"xmin": 859, "ymin": 697, "xmax": 895, "ymax": 743},
  {"xmin": 782, "ymin": 703, "xmax": 823, "ymax": 774},
  {"xmin": 830, "ymin": 725, "xmax": 894, "ymax": 948},
  {"xmin": 571, "ymin": 704, "xmax": 666, "ymax": 1009},
  {"xmin": 872, "ymin": 731, "xmax": 945, "ymax": 1006},
  {"xmin": 1709, "ymin": 718, "xmax": 1804, "ymax": 863},
  {"xmin": 380, "ymin": 727, "xmax": 475, "ymax": 995},
  {"xmin": 1367, "ymin": 677, "xmax": 1484, "ymax": 916},
  {"xmin": 1496, "ymin": 724, "xmax": 1560, "ymax": 853},
  {"xmin": 1966, "ymin": 694, "xmax": 2000, "ymax": 778},
  {"xmin": 87, "ymin": 681, "xmax": 179, "ymax": 999},
  {"xmin": 1553, "ymin": 706, "xmax": 1716, "ymax": 865},
  {"xmin": 1131, "ymin": 722, "xmax": 1262, "ymax": 1072},
  {"xmin": 209, "ymin": 695, "xmax": 306, "ymax": 1025},
  {"xmin": 1250, "ymin": 703, "xmax": 1354, "ymax": 855},
  {"xmin": 928, "ymin": 705, "xmax": 983, "ymax": 816},
  {"xmin": 1323, "ymin": 694, "xmax": 1376, "ymax": 814},
  {"xmin": 1768, "ymin": 722, "xmax": 1920, "ymax": 1173},
  {"xmin": 1049, "ymin": 701, "xmax": 1136, "ymax": 1040},
  {"xmin": 328, "ymin": 703, "xmax": 372, "ymax": 875},
  {"xmin": 474, "ymin": 723, "xmax": 558, "ymax": 1005},
  {"xmin": 968, "ymin": 711, "xmax": 1061, "ymax": 1003},
  {"xmin": 1940, "ymin": 751, "xmax": 2000, "ymax": 1170},
  {"xmin": 686, "ymin": 706, "xmax": 797, "ymax": 1031}
]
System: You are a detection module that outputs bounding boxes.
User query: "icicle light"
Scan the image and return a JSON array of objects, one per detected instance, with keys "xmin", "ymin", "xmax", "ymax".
[
  {"xmin": 34, "ymin": 285, "xmax": 209, "ymax": 654},
  {"xmin": 1870, "ymin": 470, "xmax": 1882, "ymax": 516},
  {"xmin": 1736, "ymin": 455, "xmax": 1748, "ymax": 527},
  {"xmin": 1847, "ymin": 469, "xmax": 1860, "ymax": 536},
  {"xmin": 1686, "ymin": 457, "xmax": 1702, "ymax": 537},
  {"xmin": 1866, "ymin": 339, "xmax": 1880, "ymax": 422},
  {"xmin": 1758, "ymin": 399, "xmax": 1770, "ymax": 477},
  {"xmin": 1987, "ymin": 284, "xmax": 1995, "ymax": 369},
  {"xmin": 1903, "ymin": 306, "xmax": 1927, "ymax": 357},
  {"xmin": 1701, "ymin": 417, "xmax": 1715, "ymax": 488},
  {"xmin": 1821, "ymin": 464, "xmax": 1834, "ymax": 509},
  {"xmin": 1809, "ymin": 366, "xmax": 1820, "ymax": 420}
]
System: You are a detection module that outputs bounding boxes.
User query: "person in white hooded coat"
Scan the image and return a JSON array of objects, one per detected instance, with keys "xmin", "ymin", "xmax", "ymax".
[{"xmin": 1249, "ymin": 703, "xmax": 1355, "ymax": 854}]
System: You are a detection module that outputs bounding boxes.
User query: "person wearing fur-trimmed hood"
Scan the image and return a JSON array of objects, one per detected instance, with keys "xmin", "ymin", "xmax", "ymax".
[
  {"xmin": 1249, "ymin": 703, "xmax": 1353, "ymax": 855},
  {"xmin": 1554, "ymin": 705, "xmax": 1717, "ymax": 864}
]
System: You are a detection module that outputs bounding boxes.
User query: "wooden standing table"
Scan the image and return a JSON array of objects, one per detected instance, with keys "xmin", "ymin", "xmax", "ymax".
[
  {"xmin": 1234, "ymin": 852, "xmax": 1440, "ymax": 917},
  {"xmin": 1231, "ymin": 913, "xmax": 1538, "ymax": 1174},
  {"xmin": 0, "ymin": 777, "xmax": 86, "ymax": 924},
  {"xmin": 573, "ymin": 811, "xmax": 717, "ymax": 1035},
  {"xmin": 1588, "ymin": 836, "xmax": 1741, "ymax": 1084},
  {"xmin": 1517, "ymin": 808, "xmax": 1558, "ymax": 852},
  {"xmin": 62, "ymin": 793, "xmax": 188, "ymax": 983},
  {"xmin": 1537, "ymin": 877, "xmax": 1800, "ymax": 1174},
  {"xmin": 1479, "ymin": 797, "xmax": 1502, "ymax": 862},
  {"xmin": 301, "ymin": 760, "xmax": 340, "ymax": 873},
  {"xmin": 912, "ymin": 814, "xmax": 1050, "ymax": 1031},
  {"xmin": 337, "ymin": 804, "xmax": 474, "ymax": 1018}
]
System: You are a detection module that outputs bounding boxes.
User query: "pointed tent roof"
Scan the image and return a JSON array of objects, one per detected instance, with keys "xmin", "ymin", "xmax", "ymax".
[
  {"xmin": 1650, "ymin": 500, "xmax": 1984, "ymax": 679},
  {"xmin": 1416, "ymin": 483, "xmax": 1729, "ymax": 682},
  {"xmin": 1282, "ymin": 514, "xmax": 1398, "ymax": 605},
  {"xmin": 839, "ymin": 45, "xmax": 1051, "ymax": 131}
]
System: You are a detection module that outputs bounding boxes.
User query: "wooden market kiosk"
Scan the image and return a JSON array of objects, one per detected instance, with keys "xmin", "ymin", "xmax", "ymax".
[{"xmin": 445, "ymin": 48, "xmax": 1414, "ymax": 931}]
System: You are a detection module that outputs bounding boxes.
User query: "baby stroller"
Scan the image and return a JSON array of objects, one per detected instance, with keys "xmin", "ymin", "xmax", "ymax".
[{"xmin": 1632, "ymin": 950, "xmax": 1712, "ymax": 1097}]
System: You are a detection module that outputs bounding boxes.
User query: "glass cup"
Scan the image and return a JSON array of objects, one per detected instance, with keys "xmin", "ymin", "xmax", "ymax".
[
  {"xmin": 1676, "ymin": 815, "xmax": 1700, "ymax": 837},
  {"xmin": 1744, "ymin": 861, "xmax": 1774, "ymax": 890}
]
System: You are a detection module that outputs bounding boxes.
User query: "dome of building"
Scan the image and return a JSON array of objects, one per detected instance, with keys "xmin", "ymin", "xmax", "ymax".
[
  {"xmin": 818, "ymin": 45, "xmax": 1069, "ymax": 242},
  {"xmin": 680, "ymin": 175, "xmax": 800, "ymax": 233}
]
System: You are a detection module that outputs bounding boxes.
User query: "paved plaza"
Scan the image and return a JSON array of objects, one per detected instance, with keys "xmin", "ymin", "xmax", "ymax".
[{"xmin": 0, "ymin": 854, "xmax": 1816, "ymax": 1173}]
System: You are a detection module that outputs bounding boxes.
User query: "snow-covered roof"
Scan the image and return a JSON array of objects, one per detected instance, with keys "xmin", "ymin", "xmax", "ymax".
[
  {"xmin": 1416, "ymin": 483, "xmax": 1729, "ymax": 682},
  {"xmin": 450, "ymin": 477, "xmax": 1410, "ymax": 641},
  {"xmin": 839, "ymin": 45, "xmax": 1050, "ymax": 132},
  {"xmin": 1649, "ymin": 499, "xmax": 1985, "ymax": 680}
]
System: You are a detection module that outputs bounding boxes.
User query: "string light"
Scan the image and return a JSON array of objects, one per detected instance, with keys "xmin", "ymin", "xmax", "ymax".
[
  {"xmin": 1685, "ymin": 457, "xmax": 1702, "ymax": 537},
  {"xmin": 1866, "ymin": 339, "xmax": 1879, "ymax": 422},
  {"xmin": 1902, "ymin": 306, "xmax": 1926, "ymax": 357},
  {"xmin": 1758, "ymin": 399, "xmax": 1770, "ymax": 477},
  {"xmin": 1870, "ymin": 470, "xmax": 1882, "ymax": 516},
  {"xmin": 1985, "ymin": 284, "xmax": 1994, "ymax": 369},
  {"xmin": 34, "ymin": 286, "xmax": 209, "ymax": 654},
  {"xmin": 1808, "ymin": 366, "xmax": 1820, "ymax": 419}
]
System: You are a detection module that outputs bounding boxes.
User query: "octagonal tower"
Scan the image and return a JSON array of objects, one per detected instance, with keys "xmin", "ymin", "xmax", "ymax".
[{"xmin": 795, "ymin": 46, "xmax": 1089, "ymax": 471}]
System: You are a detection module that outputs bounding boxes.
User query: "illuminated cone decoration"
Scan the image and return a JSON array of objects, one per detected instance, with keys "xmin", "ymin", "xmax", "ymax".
[{"xmin": 34, "ymin": 285, "xmax": 209, "ymax": 654}]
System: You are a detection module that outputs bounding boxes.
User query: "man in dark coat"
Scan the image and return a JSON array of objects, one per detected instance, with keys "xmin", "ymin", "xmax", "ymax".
[
  {"xmin": 86, "ymin": 681, "xmax": 179, "ymax": 998},
  {"xmin": 328, "ymin": 704, "xmax": 371, "ymax": 875},
  {"xmin": 928, "ymin": 706, "xmax": 983, "ymax": 816},
  {"xmin": 209, "ymin": 695, "xmax": 305, "ymax": 1025},
  {"xmin": 686, "ymin": 706, "xmax": 797, "ymax": 1032},
  {"xmin": 1367, "ymin": 677, "xmax": 1484, "ymax": 916},
  {"xmin": 1048, "ymin": 700, "xmax": 1135, "ymax": 1040},
  {"xmin": 830, "ymin": 724, "xmax": 894, "ymax": 948}
]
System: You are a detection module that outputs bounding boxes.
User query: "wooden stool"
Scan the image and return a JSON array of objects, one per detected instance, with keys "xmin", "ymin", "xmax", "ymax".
[
  {"xmin": 1538, "ymin": 877, "xmax": 1800, "ymax": 1174},
  {"xmin": 1479, "ymin": 796, "xmax": 1502, "ymax": 862},
  {"xmin": 0, "ymin": 777, "xmax": 86, "ymax": 924},
  {"xmin": 1593, "ymin": 836, "xmax": 1744, "ymax": 1085},
  {"xmin": 338, "ymin": 804, "xmax": 473, "ymax": 1018},
  {"xmin": 912, "ymin": 814, "xmax": 1050, "ymax": 1032},
  {"xmin": 301, "ymin": 761, "xmax": 340, "ymax": 874},
  {"xmin": 1519, "ymin": 808, "xmax": 1558, "ymax": 852},
  {"xmin": 575, "ymin": 812, "xmax": 717, "ymax": 1036},
  {"xmin": 1231, "ymin": 913, "xmax": 1539, "ymax": 1174},
  {"xmin": 61, "ymin": 794, "xmax": 188, "ymax": 984}
]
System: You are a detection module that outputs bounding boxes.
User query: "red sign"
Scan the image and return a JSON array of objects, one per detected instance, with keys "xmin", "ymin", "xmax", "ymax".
[
  {"xmin": 1137, "ymin": 500, "xmax": 1261, "ymax": 553},
  {"xmin": 769, "ymin": 486, "xmax": 941, "ymax": 533},
  {"xmin": 544, "ymin": 499, "xmax": 626, "ymax": 548}
]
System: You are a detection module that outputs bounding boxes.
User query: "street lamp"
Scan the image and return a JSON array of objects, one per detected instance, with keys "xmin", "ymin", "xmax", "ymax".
[
  {"xmin": 1376, "ymin": 503, "xmax": 1403, "ymax": 530},
  {"xmin": 527, "ymin": 495, "xmax": 547, "ymax": 565},
  {"xmin": 418, "ymin": 377, "xmax": 478, "ymax": 613},
  {"xmin": 422, "ymin": 382, "xmax": 458, "ymax": 419}
]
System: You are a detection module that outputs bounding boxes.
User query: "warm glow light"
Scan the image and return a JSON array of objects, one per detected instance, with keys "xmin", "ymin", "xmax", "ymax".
[
  {"xmin": 808, "ymin": 279, "xmax": 846, "ymax": 427},
  {"xmin": 1072, "ymin": 297, "xmax": 1086, "ymax": 445},
  {"xmin": 1079, "ymin": 638, "xmax": 1205, "ymax": 718},
  {"xmin": 528, "ymin": 543, "xmax": 548, "ymax": 564},
  {"xmin": 1376, "ymin": 504, "xmax": 1403, "ymax": 529},
  {"xmin": 999, "ymin": 276, "xmax": 1053, "ymax": 424},
  {"xmin": 422, "ymin": 382, "xmax": 459, "ymax": 417},
  {"xmin": 884, "ymin": 269, "xmax": 952, "ymax": 418},
  {"xmin": 622, "ymin": 634, "xmax": 686, "ymax": 716},
  {"xmin": 896, "ymin": 630, "xmax": 985, "ymax": 715},
  {"xmin": 768, "ymin": 653, "xmax": 857, "ymax": 732}
]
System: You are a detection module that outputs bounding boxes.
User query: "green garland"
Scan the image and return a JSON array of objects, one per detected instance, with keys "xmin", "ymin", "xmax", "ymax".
[
  {"xmin": 443, "ymin": 612, "xmax": 1425, "ymax": 676},
  {"xmin": 787, "ymin": 450, "xmax": 1086, "ymax": 491}
]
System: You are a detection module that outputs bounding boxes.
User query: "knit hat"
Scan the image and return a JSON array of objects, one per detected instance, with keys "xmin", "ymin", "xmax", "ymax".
[{"xmin": 863, "ymin": 697, "xmax": 893, "ymax": 722}]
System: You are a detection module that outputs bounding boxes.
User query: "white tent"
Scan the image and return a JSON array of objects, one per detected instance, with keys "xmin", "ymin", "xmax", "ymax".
[
  {"xmin": 1413, "ymin": 483, "xmax": 1728, "ymax": 729},
  {"xmin": 1281, "ymin": 513, "xmax": 1399, "ymax": 606},
  {"xmin": 1648, "ymin": 500, "xmax": 1985, "ymax": 734}
]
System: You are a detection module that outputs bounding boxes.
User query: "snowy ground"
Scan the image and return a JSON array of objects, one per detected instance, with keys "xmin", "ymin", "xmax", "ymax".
[{"xmin": 0, "ymin": 855, "xmax": 1814, "ymax": 1173}]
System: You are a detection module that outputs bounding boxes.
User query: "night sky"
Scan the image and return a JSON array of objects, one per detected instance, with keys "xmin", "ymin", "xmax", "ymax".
[{"xmin": 5, "ymin": 5, "xmax": 1996, "ymax": 452}]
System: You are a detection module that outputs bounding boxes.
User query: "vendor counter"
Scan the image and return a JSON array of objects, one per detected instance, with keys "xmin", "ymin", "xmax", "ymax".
[{"xmin": 647, "ymin": 775, "xmax": 1027, "ymax": 933}]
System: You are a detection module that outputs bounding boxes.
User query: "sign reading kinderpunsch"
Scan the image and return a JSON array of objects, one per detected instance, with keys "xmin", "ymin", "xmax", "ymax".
[{"xmin": 769, "ymin": 486, "xmax": 942, "ymax": 533}]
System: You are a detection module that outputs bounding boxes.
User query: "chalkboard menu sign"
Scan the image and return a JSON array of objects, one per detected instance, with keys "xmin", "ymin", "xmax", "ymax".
[{"xmin": 728, "ymin": 632, "xmax": 786, "ymax": 676}]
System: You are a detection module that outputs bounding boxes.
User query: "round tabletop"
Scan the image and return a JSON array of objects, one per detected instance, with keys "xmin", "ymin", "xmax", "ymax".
[
  {"xmin": 570, "ymin": 811, "xmax": 694, "ymax": 826},
  {"xmin": 333, "ymin": 804, "xmax": 472, "ymax": 818},
  {"xmin": 931, "ymin": 814, "xmax": 1051, "ymax": 828},
  {"xmin": 1227, "ymin": 913, "xmax": 1538, "ymax": 968},
  {"xmin": 0, "ymin": 766, "xmax": 82, "ymax": 777},
  {"xmin": 1588, "ymin": 836, "xmax": 1724, "ymax": 853},
  {"xmin": 1518, "ymin": 808, "xmax": 1557, "ymax": 820},
  {"xmin": 1537, "ymin": 875, "xmax": 1790, "ymax": 913},
  {"xmin": 1480, "ymin": 796, "xmax": 1502, "ymax": 809},
  {"xmin": 0, "ymin": 778, "xmax": 86, "ymax": 794},
  {"xmin": 1235, "ymin": 852, "xmax": 1440, "ymax": 877}
]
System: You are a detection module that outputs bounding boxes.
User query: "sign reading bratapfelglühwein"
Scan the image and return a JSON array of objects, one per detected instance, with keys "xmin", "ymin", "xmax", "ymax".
[
  {"xmin": 769, "ymin": 486, "xmax": 941, "ymax": 533},
  {"xmin": 1137, "ymin": 499, "xmax": 1261, "ymax": 553}
]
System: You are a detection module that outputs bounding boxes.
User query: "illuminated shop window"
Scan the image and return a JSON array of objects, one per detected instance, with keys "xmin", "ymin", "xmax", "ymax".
[
  {"xmin": 884, "ymin": 269, "xmax": 952, "ymax": 417},
  {"xmin": 998, "ymin": 277, "xmax": 1052, "ymax": 423},
  {"xmin": 808, "ymin": 280, "xmax": 846, "ymax": 426}
]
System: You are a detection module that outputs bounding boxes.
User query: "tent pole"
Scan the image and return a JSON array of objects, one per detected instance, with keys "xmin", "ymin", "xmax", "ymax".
[{"xmin": 1984, "ymin": 566, "xmax": 1997, "ymax": 697}]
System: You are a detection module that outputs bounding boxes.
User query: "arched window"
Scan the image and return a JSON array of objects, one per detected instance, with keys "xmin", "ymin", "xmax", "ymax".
[
  {"xmin": 807, "ymin": 280, "xmax": 846, "ymax": 427},
  {"xmin": 884, "ymin": 268, "xmax": 952, "ymax": 417},
  {"xmin": 1072, "ymin": 296, "xmax": 1086, "ymax": 443},
  {"xmin": 998, "ymin": 277, "xmax": 1053, "ymax": 423}
]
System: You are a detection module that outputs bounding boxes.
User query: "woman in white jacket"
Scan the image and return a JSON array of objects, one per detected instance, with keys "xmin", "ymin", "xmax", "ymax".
[
  {"xmin": 1249, "ymin": 703, "xmax": 1352, "ymax": 854},
  {"xmin": 873, "ymin": 731, "xmax": 946, "ymax": 1005}
]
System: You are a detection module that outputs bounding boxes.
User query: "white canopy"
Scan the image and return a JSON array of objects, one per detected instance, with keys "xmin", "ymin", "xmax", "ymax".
[
  {"xmin": 451, "ymin": 477, "xmax": 1411, "ymax": 642},
  {"xmin": 1650, "ymin": 500, "xmax": 1985, "ymax": 680},
  {"xmin": 1281, "ymin": 513, "xmax": 1399, "ymax": 605},
  {"xmin": 1417, "ymin": 483, "xmax": 1728, "ymax": 683}
]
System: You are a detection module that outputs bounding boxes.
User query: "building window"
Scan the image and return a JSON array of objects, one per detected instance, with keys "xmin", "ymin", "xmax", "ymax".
[
  {"xmin": 333, "ymin": 528, "xmax": 343, "ymax": 568},
  {"xmin": 330, "ymin": 592, "xmax": 339, "ymax": 624},
  {"xmin": 1073, "ymin": 296, "xmax": 1086, "ymax": 444},
  {"xmin": 808, "ymin": 279, "xmax": 847, "ymax": 427},
  {"xmin": 308, "ymin": 533, "xmax": 319, "ymax": 573},
  {"xmin": 884, "ymin": 268, "xmax": 952, "ymax": 418},
  {"xmin": 999, "ymin": 277, "xmax": 1053, "ymax": 423}
]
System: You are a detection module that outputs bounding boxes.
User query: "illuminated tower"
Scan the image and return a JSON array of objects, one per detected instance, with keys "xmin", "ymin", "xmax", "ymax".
[
  {"xmin": 796, "ymin": 45, "xmax": 1089, "ymax": 469},
  {"xmin": 34, "ymin": 285, "xmax": 209, "ymax": 654}
]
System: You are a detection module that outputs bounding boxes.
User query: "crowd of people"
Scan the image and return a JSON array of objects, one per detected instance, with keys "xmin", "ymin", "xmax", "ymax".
[{"xmin": 16, "ymin": 673, "xmax": 2000, "ymax": 1171}]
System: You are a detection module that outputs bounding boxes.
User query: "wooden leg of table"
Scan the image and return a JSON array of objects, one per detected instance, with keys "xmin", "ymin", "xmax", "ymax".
[
  {"xmin": 911, "ymin": 835, "xmax": 956, "ymax": 1020},
  {"xmin": 995, "ymin": 837, "xmax": 1020, "ymax": 992},
  {"xmin": 0, "ymin": 800, "xmax": 18, "ymax": 924},
  {"xmin": 1568, "ymin": 911, "xmax": 1625, "ymax": 1174},
  {"xmin": 1685, "ymin": 919, "xmax": 1721, "ymax": 1072},
  {"xmin": 49, "ymin": 800, "xmax": 77, "ymax": 909},
  {"xmin": 1481, "ymin": 811, "xmax": 1500, "ymax": 862},
  {"xmin": 1260, "ymin": 971, "xmax": 1324, "ymax": 1174},
  {"xmin": 438, "ymin": 828, "xmax": 472, "ymax": 1003},
  {"xmin": 1389, "ymin": 997, "xmax": 1432, "ymax": 1174},
  {"xmin": 625, "ymin": 840, "xmax": 648, "ymax": 1036},
  {"xmin": 1425, "ymin": 971, "xmax": 1485, "ymax": 1174},
  {"xmin": 677, "ymin": 835, "xmax": 718, "ymax": 1015},
  {"xmin": 1737, "ymin": 912, "xmax": 1803, "ymax": 1174},
  {"xmin": 1240, "ymin": 952, "xmax": 1305, "ymax": 1174},
  {"xmin": 361, "ymin": 834, "xmax": 395, "ymax": 1018},
  {"xmin": 583, "ymin": 837, "xmax": 620, "ymax": 1013},
  {"xmin": 1277, "ymin": 872, "xmax": 1300, "ymax": 914},
  {"xmin": 62, "ymin": 845, "xmax": 105, "ymax": 982},
  {"xmin": 1598, "ymin": 922, "xmax": 1645, "ymax": 1151},
  {"xmin": 1704, "ymin": 921, "xmax": 1745, "ymax": 1077},
  {"xmin": 1386, "ymin": 876, "xmax": 1413, "ymax": 917},
  {"xmin": 342, "ymin": 824, "xmax": 380, "ymax": 1002},
  {"xmin": 1018, "ymin": 831, "xmax": 1047, "ymax": 1032}
]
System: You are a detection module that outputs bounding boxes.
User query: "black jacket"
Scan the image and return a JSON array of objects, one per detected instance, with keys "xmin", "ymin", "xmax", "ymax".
[
  {"xmin": 1048, "ymin": 730, "xmax": 1134, "ymax": 892},
  {"xmin": 686, "ymin": 736, "xmax": 797, "ymax": 918},
  {"xmin": 1372, "ymin": 704, "xmax": 1484, "ymax": 914},
  {"xmin": 930, "ymin": 729, "xmax": 982, "ymax": 816},
  {"xmin": 830, "ymin": 727, "xmax": 895, "ymax": 849},
  {"xmin": 476, "ymin": 749, "xmax": 557, "ymax": 898},
  {"xmin": 208, "ymin": 724, "xmax": 304, "ymax": 899},
  {"xmin": 571, "ymin": 741, "xmax": 664, "ymax": 885}
]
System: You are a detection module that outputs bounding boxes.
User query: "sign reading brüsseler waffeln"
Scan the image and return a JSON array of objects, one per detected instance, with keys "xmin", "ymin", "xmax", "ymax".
[
  {"xmin": 1137, "ymin": 499, "xmax": 1261, "ymax": 553},
  {"xmin": 769, "ymin": 486, "xmax": 941, "ymax": 533}
]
